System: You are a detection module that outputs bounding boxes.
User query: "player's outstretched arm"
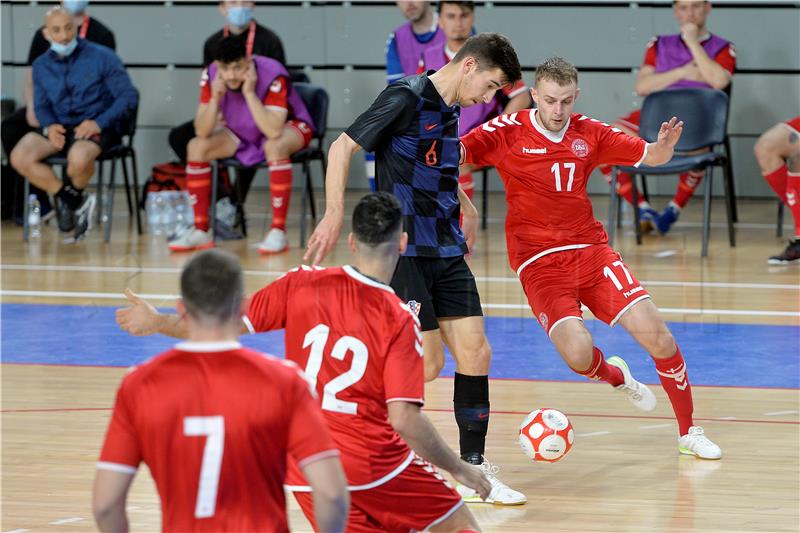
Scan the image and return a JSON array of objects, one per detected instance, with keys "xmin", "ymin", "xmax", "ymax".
[
  {"xmin": 115, "ymin": 289, "xmax": 188, "ymax": 338},
  {"xmin": 388, "ymin": 402, "xmax": 491, "ymax": 500},
  {"xmin": 302, "ymin": 456, "xmax": 350, "ymax": 533},
  {"xmin": 303, "ymin": 132, "xmax": 362, "ymax": 265},
  {"xmin": 93, "ymin": 469, "xmax": 134, "ymax": 533},
  {"xmin": 643, "ymin": 116, "xmax": 684, "ymax": 167}
]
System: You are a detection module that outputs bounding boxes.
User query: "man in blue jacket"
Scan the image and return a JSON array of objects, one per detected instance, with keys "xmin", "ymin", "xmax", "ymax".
[{"xmin": 10, "ymin": 6, "xmax": 138, "ymax": 241}]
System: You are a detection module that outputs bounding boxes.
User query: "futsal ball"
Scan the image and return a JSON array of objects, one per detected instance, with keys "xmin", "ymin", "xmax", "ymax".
[{"xmin": 518, "ymin": 408, "xmax": 574, "ymax": 463}]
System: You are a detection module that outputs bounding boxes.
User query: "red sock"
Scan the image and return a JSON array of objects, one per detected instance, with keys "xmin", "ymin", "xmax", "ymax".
[
  {"xmin": 186, "ymin": 162, "xmax": 211, "ymax": 232},
  {"xmin": 269, "ymin": 159, "xmax": 292, "ymax": 231},
  {"xmin": 786, "ymin": 171, "xmax": 800, "ymax": 236},
  {"xmin": 653, "ymin": 346, "xmax": 694, "ymax": 436},
  {"xmin": 763, "ymin": 165, "xmax": 788, "ymax": 203},
  {"xmin": 600, "ymin": 166, "xmax": 645, "ymax": 207},
  {"xmin": 459, "ymin": 171, "xmax": 474, "ymax": 201},
  {"xmin": 571, "ymin": 347, "xmax": 624, "ymax": 387},
  {"xmin": 672, "ymin": 170, "xmax": 704, "ymax": 209}
]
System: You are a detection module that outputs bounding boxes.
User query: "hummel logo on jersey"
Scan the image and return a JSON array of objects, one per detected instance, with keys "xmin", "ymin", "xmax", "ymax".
[
  {"xmin": 482, "ymin": 112, "xmax": 522, "ymax": 132},
  {"xmin": 424, "ymin": 123, "xmax": 439, "ymax": 131},
  {"xmin": 522, "ymin": 147, "xmax": 547, "ymax": 155}
]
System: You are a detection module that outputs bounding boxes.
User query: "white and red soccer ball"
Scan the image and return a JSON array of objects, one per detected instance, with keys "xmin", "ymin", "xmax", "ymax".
[{"xmin": 518, "ymin": 408, "xmax": 574, "ymax": 463}]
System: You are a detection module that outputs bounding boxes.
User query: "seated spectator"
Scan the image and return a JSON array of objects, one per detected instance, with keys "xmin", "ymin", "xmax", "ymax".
[
  {"xmin": 9, "ymin": 6, "xmax": 137, "ymax": 241},
  {"xmin": 167, "ymin": 0, "xmax": 288, "ymax": 215},
  {"xmin": 419, "ymin": 1, "xmax": 529, "ymax": 201},
  {"xmin": 386, "ymin": 1, "xmax": 444, "ymax": 84},
  {"xmin": 755, "ymin": 117, "xmax": 800, "ymax": 264},
  {"xmin": 168, "ymin": 36, "xmax": 314, "ymax": 255},
  {"xmin": 1, "ymin": 0, "xmax": 115, "ymax": 224},
  {"xmin": 600, "ymin": 0, "xmax": 735, "ymax": 234}
]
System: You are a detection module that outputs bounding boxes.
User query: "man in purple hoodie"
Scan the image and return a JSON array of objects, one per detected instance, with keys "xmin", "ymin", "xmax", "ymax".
[{"xmin": 600, "ymin": 0, "xmax": 736, "ymax": 235}]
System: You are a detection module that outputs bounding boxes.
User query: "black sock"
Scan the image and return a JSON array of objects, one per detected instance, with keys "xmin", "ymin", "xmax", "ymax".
[
  {"xmin": 56, "ymin": 183, "xmax": 83, "ymax": 210},
  {"xmin": 454, "ymin": 372, "xmax": 489, "ymax": 463}
]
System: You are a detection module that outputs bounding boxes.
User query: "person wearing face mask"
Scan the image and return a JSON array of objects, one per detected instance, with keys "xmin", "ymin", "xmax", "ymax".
[
  {"xmin": 9, "ymin": 6, "xmax": 137, "ymax": 242},
  {"xmin": 1, "ymin": 0, "xmax": 115, "ymax": 226},
  {"xmin": 166, "ymin": 1, "xmax": 288, "ymax": 226}
]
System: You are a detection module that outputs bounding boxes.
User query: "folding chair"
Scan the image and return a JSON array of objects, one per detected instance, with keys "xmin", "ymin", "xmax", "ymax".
[
  {"xmin": 607, "ymin": 88, "xmax": 734, "ymax": 257},
  {"xmin": 23, "ymin": 102, "xmax": 142, "ymax": 242},
  {"xmin": 211, "ymin": 82, "xmax": 328, "ymax": 247}
]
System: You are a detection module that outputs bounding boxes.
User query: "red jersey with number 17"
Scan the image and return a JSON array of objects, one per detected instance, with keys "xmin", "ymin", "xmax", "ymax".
[
  {"xmin": 460, "ymin": 109, "xmax": 647, "ymax": 275},
  {"xmin": 245, "ymin": 265, "xmax": 425, "ymax": 490}
]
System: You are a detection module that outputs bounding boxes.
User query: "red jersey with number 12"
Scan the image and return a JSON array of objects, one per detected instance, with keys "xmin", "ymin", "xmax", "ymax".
[
  {"xmin": 245, "ymin": 265, "xmax": 425, "ymax": 489},
  {"xmin": 460, "ymin": 109, "xmax": 647, "ymax": 274}
]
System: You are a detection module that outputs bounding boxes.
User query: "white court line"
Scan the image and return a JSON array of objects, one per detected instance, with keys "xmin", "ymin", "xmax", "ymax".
[
  {"xmin": 717, "ymin": 416, "xmax": 738, "ymax": 420},
  {"xmin": 764, "ymin": 410, "xmax": 799, "ymax": 416},
  {"xmin": 575, "ymin": 431, "xmax": 611, "ymax": 437},
  {"xmin": 4, "ymin": 529, "xmax": 31, "ymax": 533},
  {"xmin": 654, "ymin": 250, "xmax": 677, "ymax": 258},
  {"xmin": 2, "ymin": 290, "xmax": 798, "ymax": 317},
  {"xmin": 49, "ymin": 518, "xmax": 84, "ymax": 525},
  {"xmin": 640, "ymin": 423, "xmax": 672, "ymax": 430},
  {"xmin": 2, "ymin": 264, "xmax": 798, "ymax": 291}
]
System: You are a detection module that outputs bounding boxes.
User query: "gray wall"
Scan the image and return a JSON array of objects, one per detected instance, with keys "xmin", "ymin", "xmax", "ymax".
[{"xmin": 2, "ymin": 1, "xmax": 799, "ymax": 197}]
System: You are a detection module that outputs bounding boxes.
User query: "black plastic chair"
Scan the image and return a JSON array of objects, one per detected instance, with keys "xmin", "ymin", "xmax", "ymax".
[
  {"xmin": 211, "ymin": 82, "xmax": 328, "ymax": 247},
  {"xmin": 607, "ymin": 88, "xmax": 734, "ymax": 257},
  {"xmin": 23, "ymin": 102, "xmax": 142, "ymax": 243}
]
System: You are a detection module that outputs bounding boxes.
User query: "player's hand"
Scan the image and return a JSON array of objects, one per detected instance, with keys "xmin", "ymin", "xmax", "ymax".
[
  {"xmin": 461, "ymin": 211, "xmax": 478, "ymax": 254},
  {"xmin": 680, "ymin": 23, "xmax": 700, "ymax": 43},
  {"xmin": 74, "ymin": 119, "xmax": 101, "ymax": 140},
  {"xmin": 242, "ymin": 61, "xmax": 258, "ymax": 95},
  {"xmin": 452, "ymin": 463, "xmax": 492, "ymax": 501},
  {"xmin": 303, "ymin": 211, "xmax": 343, "ymax": 265},
  {"xmin": 47, "ymin": 124, "xmax": 66, "ymax": 150},
  {"xmin": 26, "ymin": 106, "xmax": 40, "ymax": 128},
  {"xmin": 116, "ymin": 288, "xmax": 162, "ymax": 336},
  {"xmin": 681, "ymin": 63, "xmax": 702, "ymax": 82},
  {"xmin": 211, "ymin": 74, "xmax": 227, "ymax": 102},
  {"xmin": 656, "ymin": 116, "xmax": 684, "ymax": 150}
]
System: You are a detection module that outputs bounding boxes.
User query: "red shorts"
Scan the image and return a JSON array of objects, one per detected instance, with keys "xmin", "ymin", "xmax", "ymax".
[
  {"xmin": 287, "ymin": 119, "xmax": 314, "ymax": 147},
  {"xmin": 784, "ymin": 117, "xmax": 800, "ymax": 135},
  {"xmin": 519, "ymin": 245, "xmax": 651, "ymax": 336},
  {"xmin": 613, "ymin": 109, "xmax": 642, "ymax": 134},
  {"xmin": 293, "ymin": 455, "xmax": 463, "ymax": 533}
]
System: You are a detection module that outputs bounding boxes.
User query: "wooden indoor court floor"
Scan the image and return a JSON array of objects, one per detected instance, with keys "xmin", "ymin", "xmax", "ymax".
[{"xmin": 2, "ymin": 190, "xmax": 798, "ymax": 532}]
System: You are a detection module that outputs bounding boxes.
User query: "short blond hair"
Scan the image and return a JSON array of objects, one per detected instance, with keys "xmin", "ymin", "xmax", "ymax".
[{"xmin": 534, "ymin": 57, "xmax": 579, "ymax": 87}]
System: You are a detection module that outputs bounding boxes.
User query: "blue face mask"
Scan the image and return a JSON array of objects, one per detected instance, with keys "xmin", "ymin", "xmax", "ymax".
[
  {"xmin": 63, "ymin": 0, "xmax": 90, "ymax": 15},
  {"xmin": 226, "ymin": 6, "xmax": 253, "ymax": 28},
  {"xmin": 51, "ymin": 38, "xmax": 78, "ymax": 57}
]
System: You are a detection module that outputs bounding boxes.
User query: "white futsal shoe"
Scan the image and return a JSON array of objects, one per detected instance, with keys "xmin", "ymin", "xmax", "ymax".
[
  {"xmin": 607, "ymin": 355, "xmax": 657, "ymax": 412},
  {"xmin": 168, "ymin": 228, "xmax": 214, "ymax": 252},
  {"xmin": 456, "ymin": 456, "xmax": 527, "ymax": 506},
  {"xmin": 678, "ymin": 426, "xmax": 722, "ymax": 460},
  {"xmin": 257, "ymin": 228, "xmax": 288, "ymax": 255}
]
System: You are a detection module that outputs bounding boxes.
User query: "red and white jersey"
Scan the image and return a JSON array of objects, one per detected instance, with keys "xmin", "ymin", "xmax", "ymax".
[
  {"xmin": 246, "ymin": 265, "xmax": 424, "ymax": 489},
  {"xmin": 460, "ymin": 109, "xmax": 647, "ymax": 275},
  {"xmin": 98, "ymin": 343, "xmax": 337, "ymax": 533}
]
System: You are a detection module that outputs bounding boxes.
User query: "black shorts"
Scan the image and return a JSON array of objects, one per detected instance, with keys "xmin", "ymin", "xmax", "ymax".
[
  {"xmin": 390, "ymin": 255, "xmax": 483, "ymax": 332},
  {"xmin": 36, "ymin": 127, "xmax": 121, "ymax": 156}
]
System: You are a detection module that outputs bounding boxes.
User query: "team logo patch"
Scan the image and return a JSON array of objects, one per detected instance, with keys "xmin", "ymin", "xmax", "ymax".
[
  {"xmin": 270, "ymin": 79, "xmax": 283, "ymax": 93},
  {"xmin": 538, "ymin": 312, "xmax": 548, "ymax": 331},
  {"xmin": 571, "ymin": 138, "xmax": 589, "ymax": 158},
  {"xmin": 407, "ymin": 300, "xmax": 422, "ymax": 316}
]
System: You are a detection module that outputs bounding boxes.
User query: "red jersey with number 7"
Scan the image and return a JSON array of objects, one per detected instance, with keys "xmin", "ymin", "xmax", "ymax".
[
  {"xmin": 245, "ymin": 265, "xmax": 425, "ymax": 490},
  {"xmin": 460, "ymin": 109, "xmax": 648, "ymax": 275},
  {"xmin": 98, "ymin": 343, "xmax": 338, "ymax": 532}
]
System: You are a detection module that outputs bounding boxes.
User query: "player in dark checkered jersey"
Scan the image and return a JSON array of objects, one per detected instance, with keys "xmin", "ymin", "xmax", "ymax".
[{"xmin": 305, "ymin": 33, "xmax": 526, "ymax": 505}]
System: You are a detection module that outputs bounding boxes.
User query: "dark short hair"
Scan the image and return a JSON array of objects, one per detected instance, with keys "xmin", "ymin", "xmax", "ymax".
[
  {"xmin": 452, "ymin": 33, "xmax": 522, "ymax": 85},
  {"xmin": 438, "ymin": 1, "xmax": 475, "ymax": 14},
  {"xmin": 180, "ymin": 249, "xmax": 244, "ymax": 326},
  {"xmin": 214, "ymin": 35, "xmax": 247, "ymax": 64},
  {"xmin": 352, "ymin": 192, "xmax": 403, "ymax": 247}
]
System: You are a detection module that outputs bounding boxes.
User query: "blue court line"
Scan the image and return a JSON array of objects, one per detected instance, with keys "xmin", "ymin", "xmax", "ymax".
[{"xmin": 1, "ymin": 303, "xmax": 798, "ymax": 388}]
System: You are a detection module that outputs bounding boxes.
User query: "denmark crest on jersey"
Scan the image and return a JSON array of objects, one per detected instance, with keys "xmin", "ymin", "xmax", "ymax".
[{"xmin": 571, "ymin": 138, "xmax": 589, "ymax": 158}]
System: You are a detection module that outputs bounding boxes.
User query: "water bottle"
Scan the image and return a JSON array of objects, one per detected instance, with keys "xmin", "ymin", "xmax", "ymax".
[
  {"xmin": 146, "ymin": 191, "xmax": 165, "ymax": 235},
  {"xmin": 173, "ymin": 191, "xmax": 194, "ymax": 237},
  {"xmin": 27, "ymin": 194, "xmax": 41, "ymax": 239},
  {"xmin": 159, "ymin": 192, "xmax": 174, "ymax": 238}
]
